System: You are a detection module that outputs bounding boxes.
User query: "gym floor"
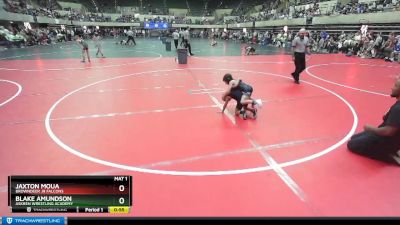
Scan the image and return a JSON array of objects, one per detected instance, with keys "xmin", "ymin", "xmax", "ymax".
[{"xmin": 1, "ymin": 38, "xmax": 399, "ymax": 216}]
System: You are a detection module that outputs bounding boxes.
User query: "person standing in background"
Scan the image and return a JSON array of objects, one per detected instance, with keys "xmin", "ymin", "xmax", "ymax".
[
  {"xmin": 172, "ymin": 29, "xmax": 179, "ymax": 49},
  {"xmin": 126, "ymin": 29, "xmax": 136, "ymax": 46},
  {"xmin": 93, "ymin": 32, "xmax": 105, "ymax": 58},
  {"xmin": 291, "ymin": 28, "xmax": 310, "ymax": 84},
  {"xmin": 76, "ymin": 35, "xmax": 90, "ymax": 63},
  {"xmin": 183, "ymin": 26, "xmax": 194, "ymax": 56}
]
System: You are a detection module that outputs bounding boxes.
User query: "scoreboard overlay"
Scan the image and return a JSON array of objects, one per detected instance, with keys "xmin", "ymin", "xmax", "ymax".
[{"xmin": 8, "ymin": 176, "xmax": 132, "ymax": 213}]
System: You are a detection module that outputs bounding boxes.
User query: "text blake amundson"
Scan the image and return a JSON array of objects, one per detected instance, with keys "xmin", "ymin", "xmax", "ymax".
[{"xmin": 16, "ymin": 196, "xmax": 72, "ymax": 201}]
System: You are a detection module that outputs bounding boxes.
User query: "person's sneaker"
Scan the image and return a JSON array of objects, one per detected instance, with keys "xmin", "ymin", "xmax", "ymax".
[
  {"xmin": 392, "ymin": 155, "xmax": 400, "ymax": 166},
  {"xmin": 81, "ymin": 60, "xmax": 85, "ymax": 63},
  {"xmin": 295, "ymin": 80, "xmax": 300, "ymax": 84},
  {"xmin": 252, "ymin": 108, "xmax": 258, "ymax": 119},
  {"xmin": 254, "ymin": 99, "xmax": 263, "ymax": 108},
  {"xmin": 240, "ymin": 110, "xmax": 247, "ymax": 120},
  {"xmin": 291, "ymin": 72, "xmax": 296, "ymax": 81}
]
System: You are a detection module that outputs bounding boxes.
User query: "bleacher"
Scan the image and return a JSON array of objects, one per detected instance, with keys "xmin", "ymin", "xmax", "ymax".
[
  {"xmin": 60, "ymin": 0, "xmax": 97, "ymax": 12},
  {"xmin": 247, "ymin": 23, "xmax": 400, "ymax": 39},
  {"xmin": 32, "ymin": 0, "xmax": 62, "ymax": 10},
  {"xmin": 1, "ymin": 0, "xmax": 399, "ymax": 33},
  {"xmin": 167, "ymin": 0, "xmax": 187, "ymax": 9},
  {"xmin": 187, "ymin": 0, "xmax": 205, "ymax": 16},
  {"xmin": 116, "ymin": 0, "xmax": 140, "ymax": 7},
  {"xmin": 229, "ymin": 0, "xmax": 264, "ymax": 16},
  {"xmin": 307, "ymin": 23, "xmax": 400, "ymax": 36},
  {"xmin": 113, "ymin": 0, "xmax": 140, "ymax": 14},
  {"xmin": 224, "ymin": 0, "xmax": 241, "ymax": 9},
  {"xmin": 207, "ymin": 0, "xmax": 219, "ymax": 12},
  {"xmin": 230, "ymin": 0, "xmax": 243, "ymax": 15},
  {"xmin": 140, "ymin": 0, "xmax": 166, "ymax": 14},
  {"xmin": 98, "ymin": 1, "xmax": 116, "ymax": 13}
]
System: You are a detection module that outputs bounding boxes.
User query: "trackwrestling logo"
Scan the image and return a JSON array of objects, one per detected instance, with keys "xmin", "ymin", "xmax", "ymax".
[{"xmin": 2, "ymin": 217, "xmax": 64, "ymax": 225}]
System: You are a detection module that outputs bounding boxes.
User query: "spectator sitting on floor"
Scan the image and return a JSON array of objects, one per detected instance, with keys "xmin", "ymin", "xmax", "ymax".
[{"xmin": 347, "ymin": 78, "xmax": 400, "ymax": 165}]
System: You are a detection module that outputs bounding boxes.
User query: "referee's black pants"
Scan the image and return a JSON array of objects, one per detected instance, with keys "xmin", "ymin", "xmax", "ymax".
[
  {"xmin": 174, "ymin": 39, "xmax": 178, "ymax": 49},
  {"xmin": 293, "ymin": 52, "xmax": 306, "ymax": 81},
  {"xmin": 127, "ymin": 36, "xmax": 136, "ymax": 45},
  {"xmin": 184, "ymin": 39, "xmax": 193, "ymax": 55}
]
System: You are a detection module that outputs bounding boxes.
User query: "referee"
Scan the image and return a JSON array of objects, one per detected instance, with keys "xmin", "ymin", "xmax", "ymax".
[
  {"xmin": 183, "ymin": 26, "xmax": 194, "ymax": 56},
  {"xmin": 291, "ymin": 28, "xmax": 310, "ymax": 84},
  {"xmin": 126, "ymin": 29, "xmax": 136, "ymax": 46}
]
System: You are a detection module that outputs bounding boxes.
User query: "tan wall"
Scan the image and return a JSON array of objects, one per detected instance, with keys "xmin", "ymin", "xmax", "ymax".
[
  {"xmin": 227, "ymin": 18, "xmax": 306, "ymax": 28},
  {"xmin": 172, "ymin": 24, "xmax": 225, "ymax": 29},
  {"xmin": 313, "ymin": 11, "xmax": 400, "ymax": 24},
  {"xmin": 3, "ymin": 10, "xmax": 400, "ymax": 28},
  {"xmin": 0, "ymin": 11, "xmax": 139, "ymax": 27},
  {"xmin": 58, "ymin": 1, "xmax": 83, "ymax": 10},
  {"xmin": 215, "ymin": 9, "xmax": 233, "ymax": 18},
  {"xmin": 254, "ymin": 5, "xmax": 263, "ymax": 11},
  {"xmin": 255, "ymin": 18, "xmax": 306, "ymax": 27},
  {"xmin": 169, "ymin": 8, "xmax": 188, "ymax": 16},
  {"xmin": 227, "ymin": 22, "xmax": 253, "ymax": 28}
]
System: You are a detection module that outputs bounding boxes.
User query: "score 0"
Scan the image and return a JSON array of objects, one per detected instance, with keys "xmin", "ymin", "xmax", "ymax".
[
  {"xmin": 114, "ymin": 176, "xmax": 129, "ymax": 205},
  {"xmin": 118, "ymin": 184, "xmax": 126, "ymax": 205}
]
